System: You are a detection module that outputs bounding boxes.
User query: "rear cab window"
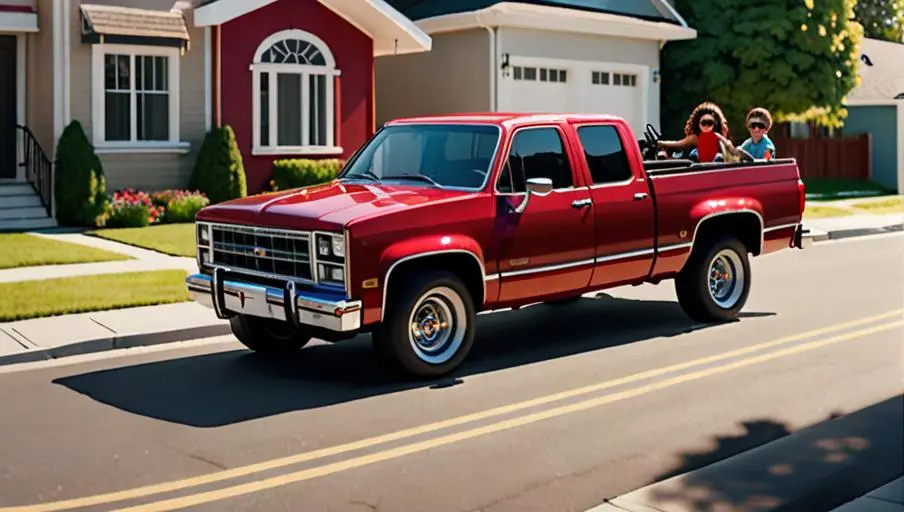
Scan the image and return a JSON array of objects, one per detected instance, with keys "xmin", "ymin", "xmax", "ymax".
[
  {"xmin": 496, "ymin": 126, "xmax": 575, "ymax": 193},
  {"xmin": 574, "ymin": 124, "xmax": 635, "ymax": 186}
]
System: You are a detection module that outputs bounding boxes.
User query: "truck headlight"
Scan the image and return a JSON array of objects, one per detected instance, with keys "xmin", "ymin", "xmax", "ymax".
[{"xmin": 315, "ymin": 232, "xmax": 345, "ymax": 261}]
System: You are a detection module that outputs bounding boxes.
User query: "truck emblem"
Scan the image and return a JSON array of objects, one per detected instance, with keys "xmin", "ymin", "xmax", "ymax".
[{"xmin": 253, "ymin": 247, "xmax": 267, "ymax": 257}]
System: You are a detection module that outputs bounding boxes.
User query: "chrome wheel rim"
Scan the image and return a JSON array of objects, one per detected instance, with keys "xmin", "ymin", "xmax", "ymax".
[
  {"xmin": 708, "ymin": 249, "xmax": 745, "ymax": 308},
  {"xmin": 408, "ymin": 286, "xmax": 466, "ymax": 365}
]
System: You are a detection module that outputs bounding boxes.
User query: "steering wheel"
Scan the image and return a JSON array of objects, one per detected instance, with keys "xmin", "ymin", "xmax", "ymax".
[{"xmin": 641, "ymin": 124, "xmax": 663, "ymax": 160}]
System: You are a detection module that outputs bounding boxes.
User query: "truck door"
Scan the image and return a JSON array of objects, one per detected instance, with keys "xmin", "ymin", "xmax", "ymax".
[
  {"xmin": 573, "ymin": 123, "xmax": 656, "ymax": 288},
  {"xmin": 494, "ymin": 125, "xmax": 596, "ymax": 303}
]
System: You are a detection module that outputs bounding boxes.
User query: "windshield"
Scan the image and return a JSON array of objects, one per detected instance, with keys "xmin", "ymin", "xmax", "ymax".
[{"xmin": 339, "ymin": 124, "xmax": 501, "ymax": 190}]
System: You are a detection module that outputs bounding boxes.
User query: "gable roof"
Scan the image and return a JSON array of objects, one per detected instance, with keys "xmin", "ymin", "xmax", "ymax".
[
  {"xmin": 385, "ymin": 0, "xmax": 685, "ymax": 25},
  {"xmin": 192, "ymin": 0, "xmax": 431, "ymax": 56},
  {"xmin": 846, "ymin": 38, "xmax": 904, "ymax": 105}
]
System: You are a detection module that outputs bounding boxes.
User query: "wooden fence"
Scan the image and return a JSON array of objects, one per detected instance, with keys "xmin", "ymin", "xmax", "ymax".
[{"xmin": 770, "ymin": 133, "xmax": 871, "ymax": 180}]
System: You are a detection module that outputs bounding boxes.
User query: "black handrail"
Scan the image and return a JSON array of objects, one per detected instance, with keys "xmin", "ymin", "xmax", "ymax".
[{"xmin": 16, "ymin": 124, "xmax": 53, "ymax": 218}]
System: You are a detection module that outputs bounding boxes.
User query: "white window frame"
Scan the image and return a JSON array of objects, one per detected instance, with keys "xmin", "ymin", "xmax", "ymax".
[
  {"xmin": 250, "ymin": 29, "xmax": 342, "ymax": 156},
  {"xmin": 90, "ymin": 43, "xmax": 189, "ymax": 154}
]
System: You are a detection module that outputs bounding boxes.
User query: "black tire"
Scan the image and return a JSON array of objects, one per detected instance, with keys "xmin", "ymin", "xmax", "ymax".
[
  {"xmin": 229, "ymin": 314, "xmax": 312, "ymax": 354},
  {"xmin": 372, "ymin": 269, "xmax": 476, "ymax": 379},
  {"xmin": 674, "ymin": 235, "xmax": 751, "ymax": 323}
]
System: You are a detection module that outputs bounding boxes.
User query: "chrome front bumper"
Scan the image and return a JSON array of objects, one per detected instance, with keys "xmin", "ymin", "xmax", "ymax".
[{"xmin": 186, "ymin": 269, "xmax": 362, "ymax": 332}]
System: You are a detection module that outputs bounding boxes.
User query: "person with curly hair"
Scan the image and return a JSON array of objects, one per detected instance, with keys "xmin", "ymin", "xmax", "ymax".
[
  {"xmin": 657, "ymin": 102, "xmax": 736, "ymax": 163},
  {"xmin": 739, "ymin": 107, "xmax": 776, "ymax": 160}
]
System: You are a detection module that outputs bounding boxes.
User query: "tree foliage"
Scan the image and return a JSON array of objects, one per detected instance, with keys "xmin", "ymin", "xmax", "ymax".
[
  {"xmin": 660, "ymin": 0, "xmax": 864, "ymax": 139},
  {"xmin": 854, "ymin": 0, "xmax": 904, "ymax": 43},
  {"xmin": 54, "ymin": 120, "xmax": 107, "ymax": 226}
]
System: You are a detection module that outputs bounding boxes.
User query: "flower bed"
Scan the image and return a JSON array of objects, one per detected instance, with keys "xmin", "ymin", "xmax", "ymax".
[{"xmin": 98, "ymin": 188, "xmax": 209, "ymax": 228}]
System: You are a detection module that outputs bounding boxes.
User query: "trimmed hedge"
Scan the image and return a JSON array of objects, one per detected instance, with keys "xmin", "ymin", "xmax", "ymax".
[
  {"xmin": 271, "ymin": 158, "xmax": 344, "ymax": 191},
  {"xmin": 54, "ymin": 120, "xmax": 107, "ymax": 227},
  {"xmin": 188, "ymin": 125, "xmax": 247, "ymax": 204}
]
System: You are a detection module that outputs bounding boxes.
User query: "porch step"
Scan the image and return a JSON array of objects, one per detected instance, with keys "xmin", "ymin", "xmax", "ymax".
[
  {"xmin": 0, "ymin": 183, "xmax": 35, "ymax": 196},
  {"xmin": 0, "ymin": 206, "xmax": 49, "ymax": 221},
  {"xmin": 0, "ymin": 216, "xmax": 58, "ymax": 232},
  {"xmin": 0, "ymin": 194, "xmax": 42, "ymax": 208}
]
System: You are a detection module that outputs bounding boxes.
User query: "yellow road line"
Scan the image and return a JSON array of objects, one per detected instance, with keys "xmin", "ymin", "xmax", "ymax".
[
  {"xmin": 115, "ymin": 319, "xmax": 904, "ymax": 512},
  {"xmin": 2, "ymin": 309, "xmax": 901, "ymax": 512}
]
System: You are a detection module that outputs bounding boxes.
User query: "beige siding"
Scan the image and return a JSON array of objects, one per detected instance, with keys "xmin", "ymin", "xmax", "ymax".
[
  {"xmin": 67, "ymin": 0, "xmax": 208, "ymax": 192},
  {"xmin": 25, "ymin": 0, "xmax": 55, "ymax": 154},
  {"xmin": 497, "ymin": 27, "xmax": 662, "ymax": 128},
  {"xmin": 374, "ymin": 29, "xmax": 490, "ymax": 126}
]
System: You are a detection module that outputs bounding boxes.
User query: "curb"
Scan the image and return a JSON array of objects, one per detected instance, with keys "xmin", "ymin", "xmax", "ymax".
[
  {"xmin": 587, "ymin": 395, "xmax": 904, "ymax": 512},
  {"xmin": 803, "ymin": 223, "xmax": 903, "ymax": 243},
  {"xmin": 0, "ymin": 323, "xmax": 233, "ymax": 367}
]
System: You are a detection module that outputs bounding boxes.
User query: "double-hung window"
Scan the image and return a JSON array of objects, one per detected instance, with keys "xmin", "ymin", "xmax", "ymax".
[
  {"xmin": 90, "ymin": 43, "xmax": 185, "ymax": 152},
  {"xmin": 251, "ymin": 29, "xmax": 341, "ymax": 155}
]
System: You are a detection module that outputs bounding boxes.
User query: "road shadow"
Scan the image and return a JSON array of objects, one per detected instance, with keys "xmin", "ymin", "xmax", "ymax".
[
  {"xmin": 621, "ymin": 394, "xmax": 904, "ymax": 512},
  {"xmin": 53, "ymin": 293, "xmax": 773, "ymax": 427}
]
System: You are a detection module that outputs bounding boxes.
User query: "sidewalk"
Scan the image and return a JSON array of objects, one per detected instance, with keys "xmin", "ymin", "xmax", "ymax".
[{"xmin": 802, "ymin": 196, "xmax": 904, "ymax": 242}]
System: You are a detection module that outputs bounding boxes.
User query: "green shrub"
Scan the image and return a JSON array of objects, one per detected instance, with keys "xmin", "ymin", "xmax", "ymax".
[
  {"xmin": 105, "ymin": 203, "xmax": 151, "ymax": 228},
  {"xmin": 54, "ymin": 120, "xmax": 107, "ymax": 226},
  {"xmin": 271, "ymin": 158, "xmax": 344, "ymax": 191},
  {"xmin": 165, "ymin": 193, "xmax": 210, "ymax": 223},
  {"xmin": 188, "ymin": 125, "xmax": 247, "ymax": 204}
]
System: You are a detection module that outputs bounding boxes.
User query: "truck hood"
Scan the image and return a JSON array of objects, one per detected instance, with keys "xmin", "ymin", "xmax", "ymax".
[{"xmin": 196, "ymin": 180, "xmax": 473, "ymax": 231}]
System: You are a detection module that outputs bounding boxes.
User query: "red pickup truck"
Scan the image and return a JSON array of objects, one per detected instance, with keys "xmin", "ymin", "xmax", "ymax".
[{"xmin": 186, "ymin": 113, "xmax": 809, "ymax": 379}]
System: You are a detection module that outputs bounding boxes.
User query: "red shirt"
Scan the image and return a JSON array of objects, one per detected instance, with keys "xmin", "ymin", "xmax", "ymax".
[{"xmin": 696, "ymin": 131, "xmax": 720, "ymax": 162}]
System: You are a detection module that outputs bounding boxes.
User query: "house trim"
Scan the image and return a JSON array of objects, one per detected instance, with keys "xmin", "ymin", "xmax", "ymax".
[
  {"xmin": 0, "ymin": 11, "xmax": 37, "ymax": 32},
  {"xmin": 204, "ymin": 26, "xmax": 211, "ymax": 131},
  {"xmin": 845, "ymin": 99, "xmax": 904, "ymax": 193},
  {"xmin": 52, "ymin": 0, "xmax": 62, "ymax": 149},
  {"xmin": 10, "ymin": 33, "xmax": 25, "ymax": 181},
  {"xmin": 415, "ymin": 2, "xmax": 697, "ymax": 42},
  {"xmin": 89, "ymin": 42, "xmax": 187, "ymax": 152},
  {"xmin": 191, "ymin": 0, "xmax": 432, "ymax": 57},
  {"xmin": 651, "ymin": 0, "xmax": 690, "ymax": 28}
]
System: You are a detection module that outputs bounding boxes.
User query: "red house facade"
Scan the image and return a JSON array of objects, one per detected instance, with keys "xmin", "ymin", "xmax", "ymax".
[{"xmin": 192, "ymin": 0, "xmax": 432, "ymax": 193}]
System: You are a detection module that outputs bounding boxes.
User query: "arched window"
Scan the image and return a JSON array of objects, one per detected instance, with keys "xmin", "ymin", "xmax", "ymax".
[{"xmin": 251, "ymin": 29, "xmax": 341, "ymax": 154}]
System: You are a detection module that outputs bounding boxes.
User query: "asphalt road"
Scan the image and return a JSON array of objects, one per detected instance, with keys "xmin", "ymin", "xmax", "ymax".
[{"xmin": 0, "ymin": 233, "xmax": 902, "ymax": 512}]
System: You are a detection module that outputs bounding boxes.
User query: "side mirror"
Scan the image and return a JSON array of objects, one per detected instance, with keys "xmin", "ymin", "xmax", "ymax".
[{"xmin": 514, "ymin": 177, "xmax": 553, "ymax": 214}]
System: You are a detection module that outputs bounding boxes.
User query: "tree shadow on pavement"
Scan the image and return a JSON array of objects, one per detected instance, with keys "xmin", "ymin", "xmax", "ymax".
[
  {"xmin": 616, "ymin": 393, "xmax": 904, "ymax": 512},
  {"xmin": 52, "ymin": 293, "xmax": 773, "ymax": 427}
]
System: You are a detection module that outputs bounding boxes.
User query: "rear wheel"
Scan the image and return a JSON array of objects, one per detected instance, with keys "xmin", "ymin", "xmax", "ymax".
[
  {"xmin": 229, "ymin": 314, "xmax": 312, "ymax": 354},
  {"xmin": 675, "ymin": 235, "xmax": 751, "ymax": 323},
  {"xmin": 372, "ymin": 269, "xmax": 476, "ymax": 379}
]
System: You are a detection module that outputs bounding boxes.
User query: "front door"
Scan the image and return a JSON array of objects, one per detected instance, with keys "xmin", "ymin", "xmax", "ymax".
[
  {"xmin": 0, "ymin": 35, "xmax": 16, "ymax": 180},
  {"xmin": 495, "ymin": 125, "xmax": 596, "ymax": 304}
]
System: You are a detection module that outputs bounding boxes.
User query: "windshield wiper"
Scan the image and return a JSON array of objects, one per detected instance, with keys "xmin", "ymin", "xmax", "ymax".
[
  {"xmin": 382, "ymin": 174, "xmax": 443, "ymax": 188},
  {"xmin": 341, "ymin": 170, "xmax": 380, "ymax": 182}
]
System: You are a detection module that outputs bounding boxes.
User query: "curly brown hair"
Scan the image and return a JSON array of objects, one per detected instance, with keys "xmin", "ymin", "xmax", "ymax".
[{"xmin": 683, "ymin": 102, "xmax": 730, "ymax": 137}]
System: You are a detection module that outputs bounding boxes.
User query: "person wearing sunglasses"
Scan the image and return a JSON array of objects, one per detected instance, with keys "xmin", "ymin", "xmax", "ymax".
[
  {"xmin": 739, "ymin": 107, "xmax": 776, "ymax": 160},
  {"xmin": 657, "ymin": 102, "xmax": 734, "ymax": 163}
]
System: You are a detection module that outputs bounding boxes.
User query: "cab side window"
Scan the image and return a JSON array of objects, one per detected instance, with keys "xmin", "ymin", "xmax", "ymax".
[
  {"xmin": 497, "ymin": 127, "xmax": 573, "ymax": 193},
  {"xmin": 576, "ymin": 125, "xmax": 634, "ymax": 184}
]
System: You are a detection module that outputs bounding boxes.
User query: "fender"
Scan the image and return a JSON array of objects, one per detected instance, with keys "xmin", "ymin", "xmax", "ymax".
[
  {"xmin": 379, "ymin": 235, "xmax": 487, "ymax": 321},
  {"xmin": 683, "ymin": 198, "xmax": 765, "ymax": 260}
]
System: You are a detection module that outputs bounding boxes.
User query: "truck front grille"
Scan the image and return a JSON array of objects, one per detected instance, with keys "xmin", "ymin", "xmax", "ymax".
[{"xmin": 210, "ymin": 224, "xmax": 312, "ymax": 281}]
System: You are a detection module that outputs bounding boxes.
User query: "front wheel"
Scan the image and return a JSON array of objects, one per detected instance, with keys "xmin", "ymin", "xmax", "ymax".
[
  {"xmin": 372, "ymin": 270, "xmax": 476, "ymax": 379},
  {"xmin": 675, "ymin": 235, "xmax": 751, "ymax": 323},
  {"xmin": 229, "ymin": 314, "xmax": 312, "ymax": 354}
]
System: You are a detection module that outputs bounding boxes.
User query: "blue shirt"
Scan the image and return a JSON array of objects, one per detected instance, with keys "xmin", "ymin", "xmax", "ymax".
[{"xmin": 740, "ymin": 135, "xmax": 776, "ymax": 160}]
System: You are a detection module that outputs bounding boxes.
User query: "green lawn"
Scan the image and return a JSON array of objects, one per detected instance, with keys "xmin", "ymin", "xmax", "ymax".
[
  {"xmin": 803, "ymin": 205, "xmax": 854, "ymax": 219},
  {"xmin": 0, "ymin": 233, "xmax": 131, "ymax": 270},
  {"xmin": 0, "ymin": 269, "xmax": 191, "ymax": 322},
  {"xmin": 849, "ymin": 196, "xmax": 904, "ymax": 215},
  {"xmin": 88, "ymin": 223, "xmax": 197, "ymax": 257},
  {"xmin": 803, "ymin": 178, "xmax": 895, "ymax": 201}
]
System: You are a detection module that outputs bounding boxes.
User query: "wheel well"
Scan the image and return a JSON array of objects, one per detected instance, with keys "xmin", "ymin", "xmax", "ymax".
[
  {"xmin": 384, "ymin": 253, "xmax": 485, "ymax": 311},
  {"xmin": 693, "ymin": 212, "xmax": 762, "ymax": 256}
]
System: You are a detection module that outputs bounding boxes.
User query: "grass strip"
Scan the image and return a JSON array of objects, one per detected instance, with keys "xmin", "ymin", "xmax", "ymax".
[
  {"xmin": 0, "ymin": 233, "xmax": 131, "ymax": 270},
  {"xmin": 0, "ymin": 269, "xmax": 190, "ymax": 322},
  {"xmin": 88, "ymin": 224, "xmax": 197, "ymax": 258}
]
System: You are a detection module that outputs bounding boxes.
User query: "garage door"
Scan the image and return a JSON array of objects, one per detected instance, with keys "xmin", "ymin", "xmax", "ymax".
[{"xmin": 497, "ymin": 58, "xmax": 646, "ymax": 134}]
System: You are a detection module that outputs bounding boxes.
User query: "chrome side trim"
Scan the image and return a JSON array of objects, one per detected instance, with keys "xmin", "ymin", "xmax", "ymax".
[
  {"xmin": 381, "ymin": 249, "xmax": 487, "ymax": 322},
  {"xmin": 763, "ymin": 222, "xmax": 799, "ymax": 233},
  {"xmin": 500, "ymin": 257, "xmax": 595, "ymax": 278},
  {"xmin": 595, "ymin": 247, "xmax": 655, "ymax": 263}
]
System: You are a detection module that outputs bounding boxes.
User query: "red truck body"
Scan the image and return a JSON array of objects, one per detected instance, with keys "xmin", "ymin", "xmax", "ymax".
[{"xmin": 187, "ymin": 113, "xmax": 809, "ymax": 379}]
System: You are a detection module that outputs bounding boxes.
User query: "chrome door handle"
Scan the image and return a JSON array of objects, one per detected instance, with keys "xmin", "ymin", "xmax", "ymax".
[
  {"xmin": 571, "ymin": 198, "xmax": 592, "ymax": 208},
  {"xmin": 634, "ymin": 192, "xmax": 649, "ymax": 200}
]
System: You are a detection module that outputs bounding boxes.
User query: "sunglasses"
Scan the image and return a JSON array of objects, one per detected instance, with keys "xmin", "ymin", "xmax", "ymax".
[
  {"xmin": 748, "ymin": 121, "xmax": 767, "ymax": 130},
  {"xmin": 700, "ymin": 118, "xmax": 715, "ymax": 127}
]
